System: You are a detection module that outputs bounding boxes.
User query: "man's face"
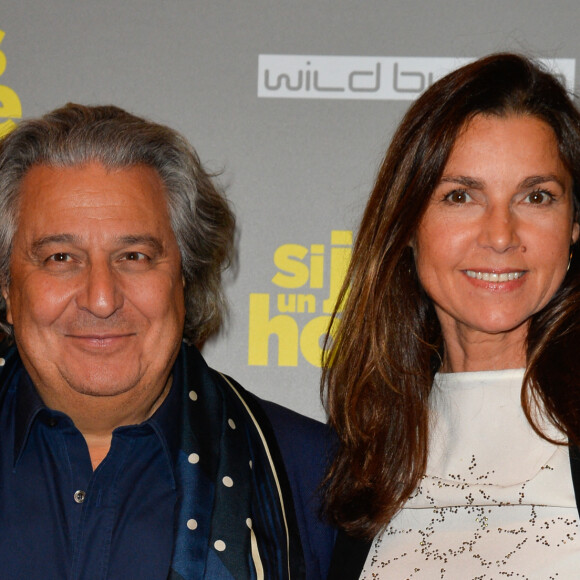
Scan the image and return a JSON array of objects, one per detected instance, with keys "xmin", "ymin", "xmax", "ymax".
[{"xmin": 3, "ymin": 162, "xmax": 185, "ymax": 409}]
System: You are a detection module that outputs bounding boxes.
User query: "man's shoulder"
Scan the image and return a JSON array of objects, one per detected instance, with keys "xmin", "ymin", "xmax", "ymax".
[
  {"xmin": 0, "ymin": 344, "xmax": 22, "ymax": 397},
  {"xmin": 255, "ymin": 397, "xmax": 336, "ymax": 472},
  {"xmin": 255, "ymin": 396, "xmax": 335, "ymax": 460},
  {"xmin": 205, "ymin": 368, "xmax": 337, "ymax": 580},
  {"xmin": 211, "ymin": 369, "xmax": 335, "ymax": 469}
]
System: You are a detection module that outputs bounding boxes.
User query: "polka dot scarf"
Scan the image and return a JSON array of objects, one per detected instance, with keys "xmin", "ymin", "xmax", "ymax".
[{"xmin": 169, "ymin": 344, "xmax": 305, "ymax": 579}]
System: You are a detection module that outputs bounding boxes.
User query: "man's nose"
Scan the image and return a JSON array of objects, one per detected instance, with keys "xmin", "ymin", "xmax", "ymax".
[
  {"xmin": 476, "ymin": 205, "xmax": 521, "ymax": 253},
  {"xmin": 76, "ymin": 261, "xmax": 124, "ymax": 318}
]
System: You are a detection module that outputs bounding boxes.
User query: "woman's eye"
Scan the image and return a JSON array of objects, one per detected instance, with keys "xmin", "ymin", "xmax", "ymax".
[
  {"xmin": 525, "ymin": 189, "xmax": 554, "ymax": 204},
  {"xmin": 444, "ymin": 189, "xmax": 471, "ymax": 204}
]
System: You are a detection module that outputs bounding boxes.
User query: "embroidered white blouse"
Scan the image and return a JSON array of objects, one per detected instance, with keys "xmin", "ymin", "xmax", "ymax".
[{"xmin": 361, "ymin": 369, "xmax": 580, "ymax": 579}]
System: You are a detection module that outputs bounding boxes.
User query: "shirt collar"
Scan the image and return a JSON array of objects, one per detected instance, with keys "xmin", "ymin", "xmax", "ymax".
[
  {"xmin": 14, "ymin": 371, "xmax": 45, "ymax": 466},
  {"xmin": 13, "ymin": 350, "xmax": 184, "ymax": 474},
  {"xmin": 145, "ymin": 351, "xmax": 183, "ymax": 476}
]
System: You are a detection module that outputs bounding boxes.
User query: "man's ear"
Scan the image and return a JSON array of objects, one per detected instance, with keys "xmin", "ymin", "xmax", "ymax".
[{"xmin": 1, "ymin": 285, "xmax": 12, "ymax": 325}]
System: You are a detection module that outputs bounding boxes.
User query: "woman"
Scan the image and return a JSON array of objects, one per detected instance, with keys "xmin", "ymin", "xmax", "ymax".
[{"xmin": 322, "ymin": 53, "xmax": 580, "ymax": 578}]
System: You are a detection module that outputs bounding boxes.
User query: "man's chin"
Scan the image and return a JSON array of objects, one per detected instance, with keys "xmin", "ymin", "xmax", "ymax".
[{"xmin": 62, "ymin": 368, "xmax": 142, "ymax": 398}]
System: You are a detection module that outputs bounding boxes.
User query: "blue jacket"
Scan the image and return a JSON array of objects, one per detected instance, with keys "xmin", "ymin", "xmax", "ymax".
[{"xmin": 257, "ymin": 398, "xmax": 337, "ymax": 579}]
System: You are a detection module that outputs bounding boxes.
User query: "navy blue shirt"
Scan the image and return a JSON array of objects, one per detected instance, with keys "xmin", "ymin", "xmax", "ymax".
[{"xmin": 0, "ymin": 359, "xmax": 182, "ymax": 579}]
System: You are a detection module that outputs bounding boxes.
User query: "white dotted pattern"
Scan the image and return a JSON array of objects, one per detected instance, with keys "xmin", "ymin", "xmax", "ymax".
[
  {"xmin": 222, "ymin": 476, "xmax": 234, "ymax": 487},
  {"xmin": 187, "ymin": 519, "xmax": 198, "ymax": 530},
  {"xmin": 188, "ymin": 453, "xmax": 200, "ymax": 464},
  {"xmin": 189, "ymin": 390, "xmax": 198, "ymax": 401},
  {"xmin": 228, "ymin": 418, "xmax": 236, "ymax": 429},
  {"xmin": 214, "ymin": 540, "xmax": 226, "ymax": 551}
]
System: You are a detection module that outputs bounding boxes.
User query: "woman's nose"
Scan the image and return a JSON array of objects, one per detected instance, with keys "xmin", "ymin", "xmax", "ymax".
[{"xmin": 477, "ymin": 205, "xmax": 521, "ymax": 253}]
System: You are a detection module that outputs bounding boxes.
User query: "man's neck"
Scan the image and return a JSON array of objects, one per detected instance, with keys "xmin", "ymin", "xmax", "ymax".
[{"xmin": 36, "ymin": 376, "xmax": 173, "ymax": 470}]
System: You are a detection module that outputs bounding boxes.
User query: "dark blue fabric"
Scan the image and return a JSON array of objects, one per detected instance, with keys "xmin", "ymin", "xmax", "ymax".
[
  {"xmin": 169, "ymin": 345, "xmax": 306, "ymax": 579},
  {"xmin": 257, "ymin": 399, "xmax": 337, "ymax": 580},
  {"xmin": 0, "ymin": 347, "xmax": 181, "ymax": 580},
  {"xmin": 0, "ymin": 344, "xmax": 336, "ymax": 579}
]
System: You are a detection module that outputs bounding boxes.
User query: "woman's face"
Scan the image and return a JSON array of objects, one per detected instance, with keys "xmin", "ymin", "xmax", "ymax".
[{"xmin": 414, "ymin": 114, "xmax": 579, "ymax": 363}]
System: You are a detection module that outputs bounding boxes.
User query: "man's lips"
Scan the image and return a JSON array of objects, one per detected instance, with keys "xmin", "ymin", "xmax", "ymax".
[
  {"xmin": 464, "ymin": 269, "xmax": 526, "ymax": 282},
  {"xmin": 66, "ymin": 333, "xmax": 134, "ymax": 339},
  {"xmin": 65, "ymin": 333, "xmax": 136, "ymax": 346}
]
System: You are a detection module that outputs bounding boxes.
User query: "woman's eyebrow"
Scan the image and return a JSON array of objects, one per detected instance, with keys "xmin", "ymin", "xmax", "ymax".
[
  {"xmin": 438, "ymin": 175, "xmax": 485, "ymax": 189},
  {"xmin": 519, "ymin": 174, "xmax": 567, "ymax": 189},
  {"xmin": 438, "ymin": 174, "xmax": 567, "ymax": 191}
]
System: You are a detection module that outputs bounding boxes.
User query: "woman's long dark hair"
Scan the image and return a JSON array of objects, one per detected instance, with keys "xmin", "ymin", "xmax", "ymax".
[{"xmin": 322, "ymin": 53, "xmax": 580, "ymax": 539}]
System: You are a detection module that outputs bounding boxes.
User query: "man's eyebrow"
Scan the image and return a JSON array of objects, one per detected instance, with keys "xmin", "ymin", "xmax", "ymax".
[
  {"xmin": 117, "ymin": 235, "xmax": 165, "ymax": 253},
  {"xmin": 30, "ymin": 234, "xmax": 81, "ymax": 255},
  {"xmin": 30, "ymin": 234, "xmax": 165, "ymax": 255}
]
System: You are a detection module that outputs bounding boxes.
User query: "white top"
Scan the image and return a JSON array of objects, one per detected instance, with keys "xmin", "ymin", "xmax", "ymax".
[{"xmin": 361, "ymin": 369, "xmax": 580, "ymax": 579}]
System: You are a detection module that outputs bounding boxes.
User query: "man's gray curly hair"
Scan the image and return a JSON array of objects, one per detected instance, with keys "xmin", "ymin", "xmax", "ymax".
[{"xmin": 0, "ymin": 103, "xmax": 235, "ymax": 345}]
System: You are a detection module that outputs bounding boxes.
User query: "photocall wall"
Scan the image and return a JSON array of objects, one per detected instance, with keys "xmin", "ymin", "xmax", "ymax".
[{"xmin": 2, "ymin": 0, "xmax": 580, "ymax": 420}]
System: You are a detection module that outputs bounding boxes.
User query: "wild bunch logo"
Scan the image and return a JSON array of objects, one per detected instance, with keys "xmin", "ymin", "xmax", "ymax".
[
  {"xmin": 0, "ymin": 30, "xmax": 22, "ymax": 138},
  {"xmin": 258, "ymin": 55, "xmax": 575, "ymax": 101},
  {"xmin": 248, "ymin": 230, "xmax": 352, "ymax": 367}
]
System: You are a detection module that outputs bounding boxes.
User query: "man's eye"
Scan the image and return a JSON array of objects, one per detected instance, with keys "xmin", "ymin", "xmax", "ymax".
[
  {"xmin": 444, "ymin": 189, "xmax": 472, "ymax": 204},
  {"xmin": 48, "ymin": 253, "xmax": 72, "ymax": 262},
  {"xmin": 123, "ymin": 252, "xmax": 148, "ymax": 261},
  {"xmin": 525, "ymin": 189, "xmax": 554, "ymax": 204}
]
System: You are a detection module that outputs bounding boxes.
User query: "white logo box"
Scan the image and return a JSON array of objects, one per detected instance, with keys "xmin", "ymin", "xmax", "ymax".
[{"xmin": 258, "ymin": 55, "xmax": 576, "ymax": 101}]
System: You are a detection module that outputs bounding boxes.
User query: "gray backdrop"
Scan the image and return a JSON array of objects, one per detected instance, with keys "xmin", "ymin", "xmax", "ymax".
[{"xmin": 2, "ymin": 0, "xmax": 580, "ymax": 420}]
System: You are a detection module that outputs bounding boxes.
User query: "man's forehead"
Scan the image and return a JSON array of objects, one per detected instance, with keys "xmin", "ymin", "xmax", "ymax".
[
  {"xmin": 30, "ymin": 233, "xmax": 166, "ymax": 251},
  {"xmin": 17, "ymin": 163, "xmax": 168, "ymax": 216},
  {"xmin": 13, "ymin": 163, "xmax": 177, "ymax": 248},
  {"xmin": 19, "ymin": 162, "xmax": 165, "ymax": 196}
]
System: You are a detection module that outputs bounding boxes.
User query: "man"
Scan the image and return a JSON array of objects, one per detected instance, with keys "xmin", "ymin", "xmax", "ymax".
[{"xmin": 0, "ymin": 104, "xmax": 335, "ymax": 579}]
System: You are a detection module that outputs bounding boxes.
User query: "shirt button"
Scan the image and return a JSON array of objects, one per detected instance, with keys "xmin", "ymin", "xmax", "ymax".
[{"xmin": 73, "ymin": 490, "xmax": 86, "ymax": 504}]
